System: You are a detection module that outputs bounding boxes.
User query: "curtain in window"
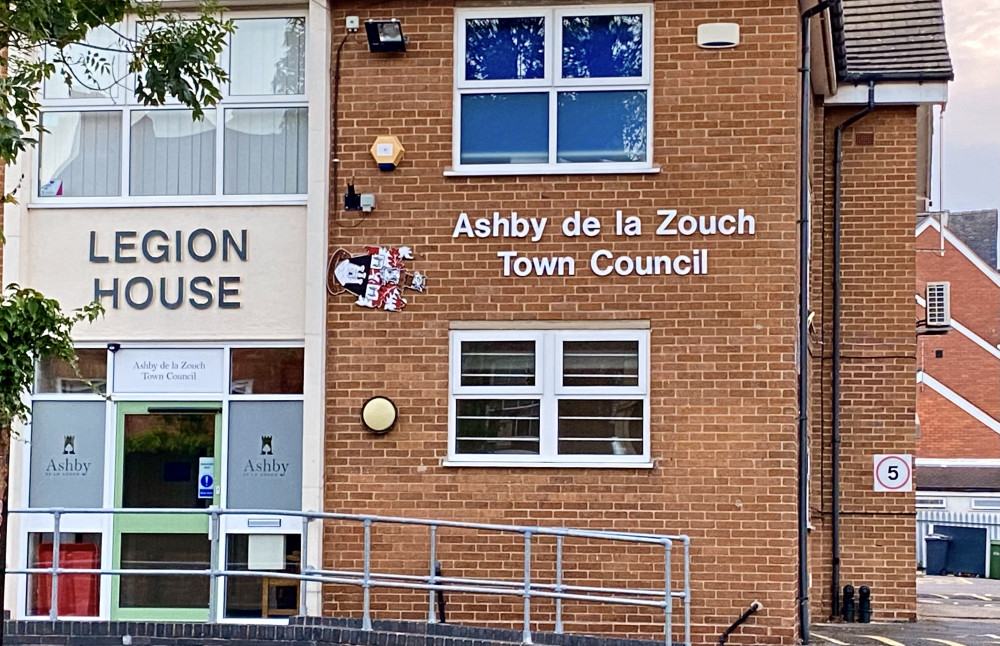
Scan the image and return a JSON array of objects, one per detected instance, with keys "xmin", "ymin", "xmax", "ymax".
[
  {"xmin": 229, "ymin": 18, "xmax": 306, "ymax": 95},
  {"xmin": 223, "ymin": 108, "xmax": 307, "ymax": 195},
  {"xmin": 39, "ymin": 111, "xmax": 122, "ymax": 197},
  {"xmin": 129, "ymin": 110, "xmax": 216, "ymax": 196}
]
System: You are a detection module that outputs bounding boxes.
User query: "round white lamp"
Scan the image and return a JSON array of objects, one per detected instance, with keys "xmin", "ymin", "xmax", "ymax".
[{"xmin": 361, "ymin": 396, "xmax": 398, "ymax": 434}]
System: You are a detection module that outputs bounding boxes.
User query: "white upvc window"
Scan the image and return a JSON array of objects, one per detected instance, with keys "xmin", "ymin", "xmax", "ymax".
[
  {"xmin": 452, "ymin": 5, "xmax": 653, "ymax": 175},
  {"xmin": 448, "ymin": 329, "xmax": 650, "ymax": 466},
  {"xmin": 915, "ymin": 497, "xmax": 946, "ymax": 509},
  {"xmin": 34, "ymin": 13, "xmax": 307, "ymax": 206},
  {"xmin": 970, "ymin": 497, "xmax": 1000, "ymax": 510}
]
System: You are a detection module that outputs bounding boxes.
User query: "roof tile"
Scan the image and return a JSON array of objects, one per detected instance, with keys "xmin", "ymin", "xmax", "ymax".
[{"xmin": 837, "ymin": 0, "xmax": 954, "ymax": 81}]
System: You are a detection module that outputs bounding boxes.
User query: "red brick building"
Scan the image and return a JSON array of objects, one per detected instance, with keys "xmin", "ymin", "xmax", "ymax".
[
  {"xmin": 915, "ymin": 211, "xmax": 1000, "ymax": 514},
  {"xmin": 321, "ymin": 0, "xmax": 950, "ymax": 642},
  {"xmin": 0, "ymin": 0, "xmax": 953, "ymax": 644}
]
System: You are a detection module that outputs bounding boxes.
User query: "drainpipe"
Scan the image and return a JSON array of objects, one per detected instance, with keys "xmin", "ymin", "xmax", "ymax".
[
  {"xmin": 797, "ymin": 3, "xmax": 836, "ymax": 641},
  {"xmin": 831, "ymin": 80, "xmax": 876, "ymax": 619}
]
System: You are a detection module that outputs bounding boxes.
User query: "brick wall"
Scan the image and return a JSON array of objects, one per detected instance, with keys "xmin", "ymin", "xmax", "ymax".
[
  {"xmin": 917, "ymin": 388, "xmax": 1000, "ymax": 458},
  {"xmin": 916, "ymin": 228, "xmax": 1000, "ymax": 345},
  {"xmin": 914, "ymin": 227, "xmax": 1000, "ymax": 460},
  {"xmin": 324, "ymin": 2, "xmax": 802, "ymax": 644},
  {"xmin": 808, "ymin": 107, "xmax": 919, "ymax": 622},
  {"xmin": 2, "ymin": 617, "xmax": 666, "ymax": 646}
]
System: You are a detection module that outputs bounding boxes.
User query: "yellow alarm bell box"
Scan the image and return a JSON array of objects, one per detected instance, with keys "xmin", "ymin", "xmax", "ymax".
[{"xmin": 370, "ymin": 135, "xmax": 405, "ymax": 171}]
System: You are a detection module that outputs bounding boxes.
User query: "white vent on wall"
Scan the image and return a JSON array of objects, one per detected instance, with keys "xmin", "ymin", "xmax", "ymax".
[{"xmin": 925, "ymin": 281, "xmax": 951, "ymax": 327}]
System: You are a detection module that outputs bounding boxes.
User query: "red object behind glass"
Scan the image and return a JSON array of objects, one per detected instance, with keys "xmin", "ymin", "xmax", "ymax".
[{"xmin": 32, "ymin": 542, "xmax": 100, "ymax": 616}]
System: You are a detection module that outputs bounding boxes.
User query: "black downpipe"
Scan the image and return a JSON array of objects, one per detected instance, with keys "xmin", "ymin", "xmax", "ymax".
[
  {"xmin": 797, "ymin": 3, "xmax": 835, "ymax": 641},
  {"xmin": 831, "ymin": 80, "xmax": 876, "ymax": 619}
]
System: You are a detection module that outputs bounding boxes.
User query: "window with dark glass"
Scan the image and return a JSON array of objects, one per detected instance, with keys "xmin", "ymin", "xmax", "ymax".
[
  {"xmin": 224, "ymin": 534, "xmax": 301, "ymax": 618},
  {"xmin": 35, "ymin": 349, "xmax": 108, "ymax": 394},
  {"xmin": 450, "ymin": 330, "xmax": 648, "ymax": 463},
  {"xmin": 455, "ymin": 7, "xmax": 651, "ymax": 171},
  {"xmin": 229, "ymin": 347, "xmax": 304, "ymax": 394}
]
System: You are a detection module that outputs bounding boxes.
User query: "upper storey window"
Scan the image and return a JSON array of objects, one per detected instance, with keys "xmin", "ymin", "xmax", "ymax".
[
  {"xmin": 453, "ymin": 6, "xmax": 653, "ymax": 175},
  {"xmin": 35, "ymin": 15, "xmax": 307, "ymax": 205}
]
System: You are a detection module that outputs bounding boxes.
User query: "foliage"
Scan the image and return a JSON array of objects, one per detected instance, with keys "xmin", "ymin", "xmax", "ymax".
[
  {"xmin": 126, "ymin": 416, "xmax": 214, "ymax": 455},
  {"xmin": 0, "ymin": 0, "xmax": 234, "ymax": 211},
  {"xmin": 0, "ymin": 285, "xmax": 102, "ymax": 429}
]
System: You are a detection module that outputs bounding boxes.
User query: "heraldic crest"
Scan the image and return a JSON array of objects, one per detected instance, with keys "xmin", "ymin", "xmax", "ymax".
[{"xmin": 329, "ymin": 245, "xmax": 426, "ymax": 311}]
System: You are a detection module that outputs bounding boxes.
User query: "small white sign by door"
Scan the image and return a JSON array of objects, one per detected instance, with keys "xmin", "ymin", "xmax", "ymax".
[
  {"xmin": 198, "ymin": 457, "xmax": 215, "ymax": 499},
  {"xmin": 113, "ymin": 348, "xmax": 224, "ymax": 393},
  {"xmin": 873, "ymin": 454, "xmax": 912, "ymax": 492}
]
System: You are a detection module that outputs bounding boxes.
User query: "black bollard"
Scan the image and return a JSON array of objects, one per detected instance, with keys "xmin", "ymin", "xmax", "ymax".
[
  {"xmin": 842, "ymin": 585, "xmax": 856, "ymax": 622},
  {"xmin": 858, "ymin": 586, "xmax": 871, "ymax": 623}
]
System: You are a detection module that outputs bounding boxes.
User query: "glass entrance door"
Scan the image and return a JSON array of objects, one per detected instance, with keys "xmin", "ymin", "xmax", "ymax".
[{"xmin": 112, "ymin": 402, "xmax": 221, "ymax": 620}]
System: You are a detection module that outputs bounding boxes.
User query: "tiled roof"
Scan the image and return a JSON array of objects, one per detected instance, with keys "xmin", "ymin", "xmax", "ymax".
[
  {"xmin": 917, "ymin": 465, "xmax": 1000, "ymax": 491},
  {"xmin": 945, "ymin": 210, "xmax": 1000, "ymax": 270},
  {"xmin": 917, "ymin": 210, "xmax": 1000, "ymax": 269},
  {"xmin": 834, "ymin": 0, "xmax": 954, "ymax": 82}
]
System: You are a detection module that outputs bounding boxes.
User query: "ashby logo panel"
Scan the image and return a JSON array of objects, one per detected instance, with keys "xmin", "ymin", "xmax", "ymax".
[
  {"xmin": 29, "ymin": 401, "xmax": 106, "ymax": 509},
  {"xmin": 45, "ymin": 435, "xmax": 93, "ymax": 477},
  {"xmin": 243, "ymin": 435, "xmax": 292, "ymax": 477},
  {"xmin": 228, "ymin": 401, "xmax": 303, "ymax": 511}
]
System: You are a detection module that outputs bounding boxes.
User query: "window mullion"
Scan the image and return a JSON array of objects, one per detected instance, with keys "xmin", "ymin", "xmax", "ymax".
[
  {"xmin": 121, "ymin": 108, "xmax": 131, "ymax": 198},
  {"xmin": 538, "ymin": 333, "xmax": 558, "ymax": 458},
  {"xmin": 548, "ymin": 89, "xmax": 558, "ymax": 166},
  {"xmin": 547, "ymin": 10, "xmax": 558, "ymax": 165},
  {"xmin": 216, "ymin": 108, "xmax": 226, "ymax": 196}
]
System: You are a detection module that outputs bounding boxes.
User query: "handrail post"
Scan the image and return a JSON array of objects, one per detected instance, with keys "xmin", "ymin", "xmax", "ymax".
[
  {"xmin": 522, "ymin": 531, "xmax": 532, "ymax": 645},
  {"xmin": 208, "ymin": 508, "xmax": 220, "ymax": 623},
  {"xmin": 49, "ymin": 511, "xmax": 61, "ymax": 620},
  {"xmin": 554, "ymin": 534, "xmax": 563, "ymax": 634},
  {"xmin": 299, "ymin": 516, "xmax": 310, "ymax": 616},
  {"xmin": 663, "ymin": 539, "xmax": 672, "ymax": 646},
  {"xmin": 363, "ymin": 519, "xmax": 373, "ymax": 631},
  {"xmin": 684, "ymin": 538, "xmax": 691, "ymax": 646},
  {"xmin": 428, "ymin": 525, "xmax": 437, "ymax": 623}
]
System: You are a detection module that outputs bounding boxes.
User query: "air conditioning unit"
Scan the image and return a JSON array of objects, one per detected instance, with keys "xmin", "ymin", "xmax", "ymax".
[{"xmin": 919, "ymin": 281, "xmax": 951, "ymax": 335}]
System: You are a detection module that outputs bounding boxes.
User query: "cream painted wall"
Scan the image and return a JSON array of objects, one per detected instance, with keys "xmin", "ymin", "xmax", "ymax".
[{"xmin": 21, "ymin": 206, "xmax": 306, "ymax": 340}]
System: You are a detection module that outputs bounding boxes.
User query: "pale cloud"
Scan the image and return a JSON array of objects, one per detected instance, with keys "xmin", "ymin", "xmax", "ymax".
[
  {"xmin": 944, "ymin": 0, "xmax": 1000, "ymax": 89},
  {"xmin": 935, "ymin": 0, "xmax": 1000, "ymax": 211}
]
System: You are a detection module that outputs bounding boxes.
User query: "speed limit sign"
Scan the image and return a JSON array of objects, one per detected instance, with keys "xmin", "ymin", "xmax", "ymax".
[{"xmin": 873, "ymin": 454, "xmax": 912, "ymax": 492}]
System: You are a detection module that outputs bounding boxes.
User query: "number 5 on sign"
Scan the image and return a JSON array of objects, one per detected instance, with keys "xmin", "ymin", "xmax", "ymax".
[{"xmin": 873, "ymin": 454, "xmax": 912, "ymax": 492}]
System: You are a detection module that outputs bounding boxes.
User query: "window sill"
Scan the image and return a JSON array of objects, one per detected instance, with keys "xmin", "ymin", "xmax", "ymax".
[
  {"xmin": 441, "ymin": 459, "xmax": 655, "ymax": 469},
  {"xmin": 443, "ymin": 165, "xmax": 661, "ymax": 178},
  {"xmin": 27, "ymin": 196, "xmax": 308, "ymax": 209}
]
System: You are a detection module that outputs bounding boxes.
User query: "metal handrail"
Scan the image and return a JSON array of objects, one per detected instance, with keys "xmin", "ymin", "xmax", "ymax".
[{"xmin": 8, "ymin": 507, "xmax": 691, "ymax": 646}]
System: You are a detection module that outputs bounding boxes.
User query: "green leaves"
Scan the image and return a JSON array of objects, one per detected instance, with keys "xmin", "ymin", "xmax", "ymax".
[
  {"xmin": 130, "ymin": 1, "xmax": 234, "ymax": 120},
  {"xmin": 0, "ymin": 0, "xmax": 234, "ymax": 181},
  {"xmin": 0, "ymin": 285, "xmax": 103, "ymax": 429}
]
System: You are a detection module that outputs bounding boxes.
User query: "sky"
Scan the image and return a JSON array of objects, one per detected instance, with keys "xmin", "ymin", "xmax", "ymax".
[{"xmin": 929, "ymin": 0, "xmax": 1000, "ymax": 214}]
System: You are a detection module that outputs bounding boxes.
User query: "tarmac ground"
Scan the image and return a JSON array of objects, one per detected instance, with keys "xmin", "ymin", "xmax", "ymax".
[{"xmin": 809, "ymin": 575, "xmax": 1000, "ymax": 646}]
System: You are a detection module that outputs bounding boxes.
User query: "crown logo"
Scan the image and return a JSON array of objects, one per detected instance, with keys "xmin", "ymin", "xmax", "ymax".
[
  {"xmin": 63, "ymin": 436, "xmax": 76, "ymax": 455},
  {"xmin": 260, "ymin": 436, "xmax": 273, "ymax": 455}
]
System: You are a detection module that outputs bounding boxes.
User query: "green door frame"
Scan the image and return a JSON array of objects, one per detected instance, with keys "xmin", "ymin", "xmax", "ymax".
[{"xmin": 111, "ymin": 401, "xmax": 222, "ymax": 621}]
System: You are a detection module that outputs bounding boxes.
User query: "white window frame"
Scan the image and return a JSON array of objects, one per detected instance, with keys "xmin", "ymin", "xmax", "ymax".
[
  {"xmin": 451, "ymin": 5, "xmax": 655, "ymax": 176},
  {"xmin": 31, "ymin": 10, "xmax": 308, "ymax": 208},
  {"xmin": 915, "ymin": 496, "xmax": 946, "ymax": 509},
  {"xmin": 970, "ymin": 497, "xmax": 1000, "ymax": 510},
  {"xmin": 448, "ymin": 329, "xmax": 650, "ymax": 466}
]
